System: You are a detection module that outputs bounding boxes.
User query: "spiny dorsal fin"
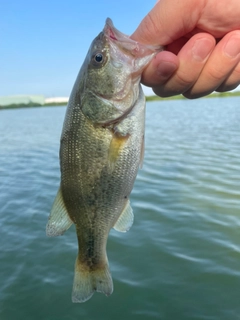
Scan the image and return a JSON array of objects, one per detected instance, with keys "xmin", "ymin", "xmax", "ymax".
[
  {"xmin": 113, "ymin": 200, "xmax": 134, "ymax": 232},
  {"xmin": 46, "ymin": 187, "xmax": 73, "ymax": 237}
]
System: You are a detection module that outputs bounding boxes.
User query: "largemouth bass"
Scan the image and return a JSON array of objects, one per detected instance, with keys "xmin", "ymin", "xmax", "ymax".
[{"xmin": 46, "ymin": 18, "xmax": 160, "ymax": 303}]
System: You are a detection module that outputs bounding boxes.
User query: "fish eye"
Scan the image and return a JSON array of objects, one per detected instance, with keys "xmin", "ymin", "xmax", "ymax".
[
  {"xmin": 91, "ymin": 51, "xmax": 107, "ymax": 67},
  {"xmin": 94, "ymin": 53, "xmax": 103, "ymax": 63}
]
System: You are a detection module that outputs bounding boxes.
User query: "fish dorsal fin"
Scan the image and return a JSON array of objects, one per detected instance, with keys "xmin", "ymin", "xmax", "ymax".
[
  {"xmin": 46, "ymin": 187, "xmax": 73, "ymax": 237},
  {"xmin": 113, "ymin": 200, "xmax": 134, "ymax": 233}
]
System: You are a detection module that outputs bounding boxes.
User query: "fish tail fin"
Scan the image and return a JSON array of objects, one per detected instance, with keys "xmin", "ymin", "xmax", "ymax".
[{"xmin": 72, "ymin": 256, "xmax": 113, "ymax": 303}]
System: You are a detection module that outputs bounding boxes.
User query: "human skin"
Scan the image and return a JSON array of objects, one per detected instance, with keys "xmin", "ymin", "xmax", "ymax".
[{"xmin": 131, "ymin": 0, "xmax": 240, "ymax": 98}]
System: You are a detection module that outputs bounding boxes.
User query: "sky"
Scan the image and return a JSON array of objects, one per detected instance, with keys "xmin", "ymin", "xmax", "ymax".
[{"xmin": 0, "ymin": 0, "xmax": 157, "ymax": 98}]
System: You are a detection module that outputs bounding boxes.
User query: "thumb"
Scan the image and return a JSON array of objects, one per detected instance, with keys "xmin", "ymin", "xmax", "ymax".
[{"xmin": 131, "ymin": 0, "xmax": 204, "ymax": 45}]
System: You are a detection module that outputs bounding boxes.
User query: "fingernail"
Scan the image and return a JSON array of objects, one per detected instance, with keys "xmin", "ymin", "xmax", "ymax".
[
  {"xmin": 157, "ymin": 61, "xmax": 177, "ymax": 78},
  {"xmin": 224, "ymin": 36, "xmax": 240, "ymax": 58},
  {"xmin": 192, "ymin": 38, "xmax": 214, "ymax": 61}
]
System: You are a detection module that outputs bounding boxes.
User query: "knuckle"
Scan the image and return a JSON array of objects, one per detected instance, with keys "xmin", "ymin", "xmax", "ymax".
[
  {"xmin": 206, "ymin": 65, "xmax": 225, "ymax": 81},
  {"xmin": 139, "ymin": 13, "xmax": 161, "ymax": 44},
  {"xmin": 153, "ymin": 71, "xmax": 196, "ymax": 97},
  {"xmin": 232, "ymin": 62, "xmax": 240, "ymax": 76},
  {"xmin": 174, "ymin": 71, "xmax": 196, "ymax": 91}
]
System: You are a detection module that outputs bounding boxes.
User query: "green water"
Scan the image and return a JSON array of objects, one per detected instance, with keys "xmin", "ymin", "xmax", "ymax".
[{"xmin": 0, "ymin": 97, "xmax": 240, "ymax": 319}]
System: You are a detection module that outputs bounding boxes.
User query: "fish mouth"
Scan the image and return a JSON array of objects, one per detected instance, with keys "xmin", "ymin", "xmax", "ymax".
[
  {"xmin": 103, "ymin": 18, "xmax": 162, "ymax": 62},
  {"xmin": 104, "ymin": 18, "xmax": 138, "ymax": 52}
]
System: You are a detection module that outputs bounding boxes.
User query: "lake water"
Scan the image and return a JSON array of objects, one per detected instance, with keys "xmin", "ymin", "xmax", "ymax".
[{"xmin": 0, "ymin": 97, "xmax": 240, "ymax": 320}]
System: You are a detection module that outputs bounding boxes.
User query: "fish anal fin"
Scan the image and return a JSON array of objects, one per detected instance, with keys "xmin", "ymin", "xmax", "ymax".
[
  {"xmin": 46, "ymin": 187, "xmax": 73, "ymax": 237},
  {"xmin": 108, "ymin": 132, "xmax": 129, "ymax": 172},
  {"xmin": 113, "ymin": 200, "xmax": 134, "ymax": 232},
  {"xmin": 72, "ymin": 256, "xmax": 113, "ymax": 303}
]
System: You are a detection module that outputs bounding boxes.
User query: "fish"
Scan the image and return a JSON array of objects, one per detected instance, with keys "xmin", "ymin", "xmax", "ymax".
[{"xmin": 46, "ymin": 18, "xmax": 161, "ymax": 303}]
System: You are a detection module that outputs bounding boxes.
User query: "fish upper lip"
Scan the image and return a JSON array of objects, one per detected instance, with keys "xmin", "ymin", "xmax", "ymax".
[
  {"xmin": 104, "ymin": 18, "xmax": 140, "ymax": 54},
  {"xmin": 104, "ymin": 18, "xmax": 162, "ymax": 57}
]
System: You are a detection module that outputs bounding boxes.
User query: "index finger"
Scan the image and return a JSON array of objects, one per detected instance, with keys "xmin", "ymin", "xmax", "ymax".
[{"xmin": 131, "ymin": 0, "xmax": 205, "ymax": 45}]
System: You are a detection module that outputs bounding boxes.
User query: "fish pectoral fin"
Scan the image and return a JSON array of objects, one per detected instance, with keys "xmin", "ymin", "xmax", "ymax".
[
  {"xmin": 108, "ymin": 132, "xmax": 129, "ymax": 172},
  {"xmin": 46, "ymin": 187, "xmax": 73, "ymax": 237},
  {"xmin": 113, "ymin": 200, "xmax": 134, "ymax": 232},
  {"xmin": 72, "ymin": 257, "xmax": 113, "ymax": 303}
]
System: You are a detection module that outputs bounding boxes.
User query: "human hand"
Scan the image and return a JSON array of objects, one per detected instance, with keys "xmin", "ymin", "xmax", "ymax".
[{"xmin": 131, "ymin": 0, "xmax": 240, "ymax": 98}]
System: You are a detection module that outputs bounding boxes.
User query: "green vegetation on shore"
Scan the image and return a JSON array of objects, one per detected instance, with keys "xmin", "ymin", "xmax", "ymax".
[
  {"xmin": 0, "ymin": 90, "xmax": 240, "ymax": 110},
  {"xmin": 145, "ymin": 90, "xmax": 240, "ymax": 101}
]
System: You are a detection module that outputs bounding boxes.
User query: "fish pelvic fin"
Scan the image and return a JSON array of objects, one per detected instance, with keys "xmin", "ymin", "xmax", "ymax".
[
  {"xmin": 46, "ymin": 187, "xmax": 73, "ymax": 237},
  {"xmin": 72, "ymin": 258, "xmax": 113, "ymax": 303}
]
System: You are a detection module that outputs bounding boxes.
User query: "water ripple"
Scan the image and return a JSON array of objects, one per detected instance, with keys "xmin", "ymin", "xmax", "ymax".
[{"xmin": 1, "ymin": 100, "xmax": 240, "ymax": 319}]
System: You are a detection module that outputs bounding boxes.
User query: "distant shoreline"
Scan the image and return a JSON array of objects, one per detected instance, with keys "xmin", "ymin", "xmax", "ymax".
[
  {"xmin": 145, "ymin": 90, "xmax": 240, "ymax": 101},
  {"xmin": 1, "ymin": 91, "xmax": 240, "ymax": 110},
  {"xmin": 0, "ymin": 102, "xmax": 68, "ymax": 110}
]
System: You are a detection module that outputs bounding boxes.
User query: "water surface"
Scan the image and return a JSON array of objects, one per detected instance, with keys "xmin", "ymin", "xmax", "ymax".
[{"xmin": 0, "ymin": 97, "xmax": 240, "ymax": 320}]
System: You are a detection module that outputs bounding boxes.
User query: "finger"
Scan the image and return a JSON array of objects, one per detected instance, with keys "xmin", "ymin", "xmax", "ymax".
[
  {"xmin": 166, "ymin": 37, "xmax": 189, "ymax": 55},
  {"xmin": 216, "ymin": 61, "xmax": 240, "ymax": 92},
  {"xmin": 131, "ymin": 0, "xmax": 205, "ymax": 45},
  {"xmin": 152, "ymin": 33, "xmax": 216, "ymax": 97},
  {"xmin": 184, "ymin": 31, "xmax": 240, "ymax": 98},
  {"xmin": 141, "ymin": 51, "xmax": 179, "ymax": 87}
]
